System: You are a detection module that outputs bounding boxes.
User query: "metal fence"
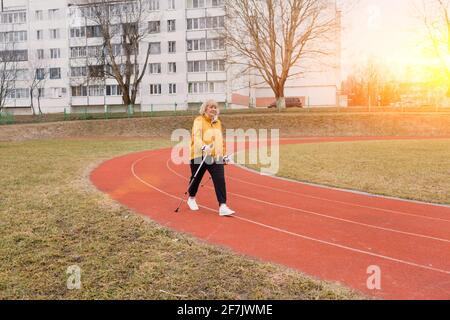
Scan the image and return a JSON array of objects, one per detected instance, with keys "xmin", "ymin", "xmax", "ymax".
[
  {"xmin": 2, "ymin": 104, "xmax": 450, "ymax": 126},
  {"xmin": 0, "ymin": 112, "xmax": 15, "ymax": 125}
]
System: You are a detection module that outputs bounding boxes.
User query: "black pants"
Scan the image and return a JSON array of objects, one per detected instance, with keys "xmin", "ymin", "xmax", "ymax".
[{"xmin": 189, "ymin": 157, "xmax": 227, "ymax": 205}]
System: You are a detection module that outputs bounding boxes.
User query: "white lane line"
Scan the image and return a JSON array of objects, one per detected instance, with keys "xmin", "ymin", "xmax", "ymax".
[
  {"xmin": 130, "ymin": 155, "xmax": 450, "ymax": 276},
  {"xmin": 233, "ymin": 159, "xmax": 450, "ymax": 208},
  {"xmin": 165, "ymin": 159, "xmax": 450, "ymax": 244},
  {"xmin": 227, "ymin": 171, "xmax": 450, "ymax": 222}
]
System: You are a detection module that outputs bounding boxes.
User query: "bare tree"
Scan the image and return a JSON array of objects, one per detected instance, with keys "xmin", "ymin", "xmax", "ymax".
[
  {"xmin": 81, "ymin": 0, "xmax": 153, "ymax": 108},
  {"xmin": 27, "ymin": 62, "xmax": 49, "ymax": 115},
  {"xmin": 348, "ymin": 57, "xmax": 393, "ymax": 107},
  {"xmin": 0, "ymin": 50, "xmax": 18, "ymax": 112},
  {"xmin": 415, "ymin": 0, "xmax": 450, "ymax": 97},
  {"xmin": 223, "ymin": 0, "xmax": 338, "ymax": 109}
]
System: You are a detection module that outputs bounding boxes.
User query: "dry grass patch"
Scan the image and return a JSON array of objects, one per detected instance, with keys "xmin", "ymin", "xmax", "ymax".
[{"xmin": 244, "ymin": 139, "xmax": 450, "ymax": 205}]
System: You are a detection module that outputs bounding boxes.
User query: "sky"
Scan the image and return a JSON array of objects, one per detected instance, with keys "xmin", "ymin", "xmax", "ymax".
[{"xmin": 340, "ymin": 0, "xmax": 432, "ymax": 80}]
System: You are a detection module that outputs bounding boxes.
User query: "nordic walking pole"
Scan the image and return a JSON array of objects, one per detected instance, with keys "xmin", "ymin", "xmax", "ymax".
[{"xmin": 174, "ymin": 144, "xmax": 213, "ymax": 213}]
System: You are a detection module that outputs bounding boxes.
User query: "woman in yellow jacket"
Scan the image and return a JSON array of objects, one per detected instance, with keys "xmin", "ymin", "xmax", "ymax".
[{"xmin": 187, "ymin": 99, "xmax": 235, "ymax": 216}]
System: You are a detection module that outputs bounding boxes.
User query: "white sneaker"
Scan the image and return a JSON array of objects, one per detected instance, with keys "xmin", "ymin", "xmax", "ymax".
[
  {"xmin": 219, "ymin": 204, "xmax": 235, "ymax": 216},
  {"xmin": 187, "ymin": 197, "xmax": 199, "ymax": 211}
]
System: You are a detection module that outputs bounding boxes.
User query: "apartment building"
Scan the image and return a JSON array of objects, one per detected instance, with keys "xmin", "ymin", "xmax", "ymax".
[{"xmin": 0, "ymin": 0, "xmax": 341, "ymax": 114}]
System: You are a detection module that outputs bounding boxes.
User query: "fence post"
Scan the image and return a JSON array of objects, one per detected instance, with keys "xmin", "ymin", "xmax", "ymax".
[
  {"xmin": 127, "ymin": 104, "xmax": 134, "ymax": 117},
  {"xmin": 150, "ymin": 104, "xmax": 153, "ymax": 117},
  {"xmin": 174, "ymin": 102, "xmax": 177, "ymax": 115}
]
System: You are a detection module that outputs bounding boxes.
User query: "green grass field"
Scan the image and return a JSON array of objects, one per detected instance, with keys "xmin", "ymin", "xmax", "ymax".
[
  {"xmin": 245, "ymin": 139, "xmax": 450, "ymax": 205},
  {"xmin": 0, "ymin": 138, "xmax": 363, "ymax": 300}
]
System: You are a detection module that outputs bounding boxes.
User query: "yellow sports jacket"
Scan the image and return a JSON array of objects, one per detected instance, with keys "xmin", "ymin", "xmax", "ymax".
[{"xmin": 190, "ymin": 115, "xmax": 226, "ymax": 160}]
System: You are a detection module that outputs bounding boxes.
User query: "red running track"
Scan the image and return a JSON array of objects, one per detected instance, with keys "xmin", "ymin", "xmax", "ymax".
[{"xmin": 90, "ymin": 136, "xmax": 450, "ymax": 299}]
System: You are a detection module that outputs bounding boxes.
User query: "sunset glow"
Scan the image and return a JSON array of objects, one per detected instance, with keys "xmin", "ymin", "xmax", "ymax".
[{"xmin": 342, "ymin": 0, "xmax": 448, "ymax": 82}]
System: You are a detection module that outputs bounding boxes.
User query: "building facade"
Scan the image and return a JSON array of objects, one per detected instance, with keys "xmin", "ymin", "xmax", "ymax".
[{"xmin": 0, "ymin": 0, "xmax": 341, "ymax": 114}]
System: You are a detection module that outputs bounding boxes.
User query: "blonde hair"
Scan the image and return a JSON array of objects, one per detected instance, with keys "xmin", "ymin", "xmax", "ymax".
[{"xmin": 199, "ymin": 99, "xmax": 219, "ymax": 115}]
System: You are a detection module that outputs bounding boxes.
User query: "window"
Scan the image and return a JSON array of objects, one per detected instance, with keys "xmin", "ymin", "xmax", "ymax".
[
  {"xmin": 188, "ymin": 81, "xmax": 225, "ymax": 94},
  {"xmin": 206, "ymin": 59, "xmax": 225, "ymax": 72},
  {"xmin": 1, "ymin": 12, "xmax": 27, "ymax": 24},
  {"xmin": 36, "ymin": 68, "xmax": 46, "ymax": 80},
  {"xmin": 109, "ymin": 4, "xmax": 122, "ymax": 16},
  {"xmin": 149, "ymin": 0, "xmax": 160, "ymax": 11},
  {"xmin": 149, "ymin": 42, "xmax": 161, "ymax": 54},
  {"xmin": 70, "ymin": 66, "xmax": 87, "ymax": 77},
  {"xmin": 106, "ymin": 85, "xmax": 122, "ymax": 96},
  {"xmin": 187, "ymin": 60, "xmax": 205, "ymax": 72},
  {"xmin": 37, "ymin": 49, "xmax": 44, "ymax": 59},
  {"xmin": 7, "ymin": 88, "xmax": 30, "ymax": 99},
  {"xmin": 149, "ymin": 63, "xmax": 161, "ymax": 74},
  {"xmin": 0, "ymin": 50, "xmax": 27, "ymax": 62},
  {"xmin": 37, "ymin": 30, "xmax": 44, "ymax": 40},
  {"xmin": 18, "ymin": 88, "xmax": 30, "ymax": 99},
  {"xmin": 206, "ymin": 16, "xmax": 224, "ymax": 29},
  {"xmin": 115, "ymin": 63, "xmax": 138, "ymax": 75},
  {"xmin": 20, "ymin": 12, "xmax": 27, "ymax": 23},
  {"xmin": 49, "ymin": 29, "xmax": 60, "ymax": 40},
  {"xmin": 212, "ymin": 0, "xmax": 224, "ymax": 7},
  {"xmin": 169, "ymin": 83, "xmax": 177, "ymax": 94},
  {"xmin": 35, "ymin": 10, "xmax": 44, "ymax": 21},
  {"xmin": 187, "ymin": 0, "xmax": 206, "ymax": 8},
  {"xmin": 88, "ymin": 65, "xmax": 105, "ymax": 78},
  {"xmin": 71, "ymin": 86, "xmax": 88, "ymax": 97},
  {"xmin": 168, "ymin": 62, "xmax": 176, "ymax": 73},
  {"xmin": 150, "ymin": 84, "xmax": 161, "ymax": 95},
  {"xmin": 70, "ymin": 27, "xmax": 86, "ymax": 38},
  {"xmin": 168, "ymin": 0, "xmax": 176, "ymax": 10},
  {"xmin": 167, "ymin": 20, "xmax": 176, "ymax": 32},
  {"xmin": 188, "ymin": 38, "xmax": 226, "ymax": 51},
  {"xmin": 50, "ymin": 87, "xmax": 66, "ymax": 98},
  {"xmin": 149, "ymin": 21, "xmax": 160, "ymax": 33},
  {"xmin": 17, "ymin": 50, "xmax": 28, "ymax": 61},
  {"xmin": 49, "ymin": 68, "xmax": 61, "ymax": 79},
  {"xmin": 89, "ymin": 85, "xmax": 104, "ymax": 96},
  {"xmin": 15, "ymin": 69, "xmax": 28, "ymax": 80},
  {"xmin": 50, "ymin": 48, "xmax": 61, "ymax": 59},
  {"xmin": 207, "ymin": 38, "xmax": 225, "ymax": 50},
  {"xmin": 87, "ymin": 46, "xmax": 102, "ymax": 57},
  {"xmin": 105, "ymin": 44, "xmax": 122, "ymax": 56},
  {"xmin": 70, "ymin": 46, "xmax": 86, "ymax": 58},
  {"xmin": 48, "ymin": 9, "xmax": 59, "ymax": 20},
  {"xmin": 86, "ymin": 25, "xmax": 102, "ymax": 38},
  {"xmin": 0, "ymin": 31, "xmax": 27, "ymax": 43},
  {"xmin": 188, "ymin": 60, "xmax": 224, "ymax": 72},
  {"xmin": 168, "ymin": 41, "xmax": 176, "ymax": 53},
  {"xmin": 187, "ymin": 16, "xmax": 224, "ymax": 30}
]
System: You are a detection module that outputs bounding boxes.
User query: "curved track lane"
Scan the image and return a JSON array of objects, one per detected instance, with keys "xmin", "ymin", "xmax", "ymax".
[{"xmin": 90, "ymin": 136, "xmax": 450, "ymax": 299}]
